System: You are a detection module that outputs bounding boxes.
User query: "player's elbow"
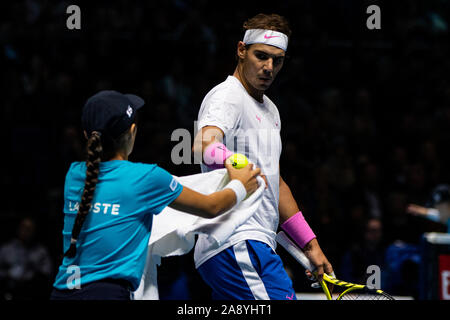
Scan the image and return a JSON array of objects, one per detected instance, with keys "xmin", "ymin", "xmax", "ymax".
[
  {"xmin": 191, "ymin": 141, "xmax": 199, "ymax": 154},
  {"xmin": 192, "ymin": 140, "xmax": 204, "ymax": 164}
]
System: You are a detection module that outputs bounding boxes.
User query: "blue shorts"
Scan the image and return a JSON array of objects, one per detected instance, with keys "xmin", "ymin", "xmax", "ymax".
[{"xmin": 197, "ymin": 240, "xmax": 296, "ymax": 300}]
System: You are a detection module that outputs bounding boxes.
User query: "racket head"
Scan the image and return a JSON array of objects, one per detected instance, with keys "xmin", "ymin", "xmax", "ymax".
[
  {"xmin": 322, "ymin": 274, "xmax": 394, "ymax": 300},
  {"xmin": 337, "ymin": 287, "xmax": 395, "ymax": 300},
  {"xmin": 319, "ymin": 279, "xmax": 333, "ymax": 300},
  {"xmin": 276, "ymin": 232, "xmax": 395, "ymax": 301}
]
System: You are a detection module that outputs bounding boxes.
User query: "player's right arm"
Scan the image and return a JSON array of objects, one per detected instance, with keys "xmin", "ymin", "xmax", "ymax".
[
  {"xmin": 192, "ymin": 125, "xmax": 225, "ymax": 163},
  {"xmin": 193, "ymin": 126, "xmax": 269, "ymax": 188},
  {"xmin": 169, "ymin": 162, "xmax": 261, "ymax": 219}
]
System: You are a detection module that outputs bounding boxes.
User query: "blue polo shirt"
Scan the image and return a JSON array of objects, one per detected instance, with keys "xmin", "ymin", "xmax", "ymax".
[{"xmin": 53, "ymin": 160, "xmax": 183, "ymax": 291}]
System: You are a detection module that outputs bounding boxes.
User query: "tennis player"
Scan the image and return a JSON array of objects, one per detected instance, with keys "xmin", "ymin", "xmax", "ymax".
[
  {"xmin": 192, "ymin": 13, "xmax": 334, "ymax": 300},
  {"xmin": 50, "ymin": 90, "xmax": 260, "ymax": 300}
]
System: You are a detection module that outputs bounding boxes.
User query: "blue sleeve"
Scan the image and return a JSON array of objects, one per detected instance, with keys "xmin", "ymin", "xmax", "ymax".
[
  {"xmin": 63, "ymin": 162, "xmax": 82, "ymax": 214},
  {"xmin": 140, "ymin": 165, "xmax": 183, "ymax": 215}
]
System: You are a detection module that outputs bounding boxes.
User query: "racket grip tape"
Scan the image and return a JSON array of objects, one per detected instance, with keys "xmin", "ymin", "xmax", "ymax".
[{"xmin": 276, "ymin": 231, "xmax": 316, "ymax": 271}]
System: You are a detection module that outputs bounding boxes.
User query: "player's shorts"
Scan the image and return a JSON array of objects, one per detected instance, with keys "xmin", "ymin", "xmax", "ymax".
[{"xmin": 197, "ymin": 239, "xmax": 297, "ymax": 300}]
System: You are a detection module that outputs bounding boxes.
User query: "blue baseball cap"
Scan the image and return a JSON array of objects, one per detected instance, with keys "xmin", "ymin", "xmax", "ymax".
[
  {"xmin": 81, "ymin": 90, "xmax": 145, "ymax": 138},
  {"xmin": 427, "ymin": 184, "xmax": 450, "ymax": 207}
]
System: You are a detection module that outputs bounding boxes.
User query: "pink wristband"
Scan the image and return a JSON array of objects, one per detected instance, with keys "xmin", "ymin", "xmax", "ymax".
[
  {"xmin": 203, "ymin": 142, "xmax": 234, "ymax": 169},
  {"xmin": 281, "ymin": 211, "xmax": 316, "ymax": 249}
]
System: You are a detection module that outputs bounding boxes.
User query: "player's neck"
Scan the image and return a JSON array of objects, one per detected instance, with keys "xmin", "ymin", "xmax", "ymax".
[{"xmin": 233, "ymin": 68, "xmax": 264, "ymax": 103}]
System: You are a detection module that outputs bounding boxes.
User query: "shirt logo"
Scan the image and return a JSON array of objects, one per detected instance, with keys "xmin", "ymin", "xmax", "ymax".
[
  {"xmin": 169, "ymin": 177, "xmax": 178, "ymax": 192},
  {"xmin": 256, "ymin": 115, "xmax": 262, "ymax": 123},
  {"xmin": 68, "ymin": 201, "xmax": 79, "ymax": 212},
  {"xmin": 126, "ymin": 105, "xmax": 133, "ymax": 118}
]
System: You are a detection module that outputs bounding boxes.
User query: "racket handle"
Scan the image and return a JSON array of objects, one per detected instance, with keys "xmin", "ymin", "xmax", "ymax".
[{"xmin": 276, "ymin": 231, "xmax": 316, "ymax": 272}]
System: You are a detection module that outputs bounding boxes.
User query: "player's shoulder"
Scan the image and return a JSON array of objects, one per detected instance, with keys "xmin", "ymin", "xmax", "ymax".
[
  {"xmin": 263, "ymin": 95, "xmax": 280, "ymax": 115},
  {"xmin": 263, "ymin": 94, "xmax": 278, "ymax": 108},
  {"xmin": 208, "ymin": 75, "xmax": 242, "ymax": 93},
  {"xmin": 202, "ymin": 76, "xmax": 245, "ymax": 106}
]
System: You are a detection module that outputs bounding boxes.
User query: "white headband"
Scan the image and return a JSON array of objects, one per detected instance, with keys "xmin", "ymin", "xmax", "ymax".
[{"xmin": 243, "ymin": 29, "xmax": 288, "ymax": 51}]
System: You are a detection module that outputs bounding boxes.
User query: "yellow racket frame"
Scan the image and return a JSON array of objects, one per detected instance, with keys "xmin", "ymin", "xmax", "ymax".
[{"xmin": 319, "ymin": 273, "xmax": 387, "ymax": 300}]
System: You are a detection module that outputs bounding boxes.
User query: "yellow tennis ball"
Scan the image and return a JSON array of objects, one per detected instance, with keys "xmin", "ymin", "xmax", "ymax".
[{"xmin": 229, "ymin": 153, "xmax": 248, "ymax": 169}]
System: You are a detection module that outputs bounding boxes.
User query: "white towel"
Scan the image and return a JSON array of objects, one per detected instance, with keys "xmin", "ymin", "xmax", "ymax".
[{"xmin": 132, "ymin": 169, "xmax": 265, "ymax": 300}]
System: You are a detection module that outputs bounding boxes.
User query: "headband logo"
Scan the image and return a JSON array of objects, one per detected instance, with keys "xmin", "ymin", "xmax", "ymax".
[{"xmin": 243, "ymin": 29, "xmax": 288, "ymax": 51}]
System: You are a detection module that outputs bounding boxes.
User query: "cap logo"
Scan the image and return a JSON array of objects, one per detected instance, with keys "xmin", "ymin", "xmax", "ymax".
[{"xmin": 126, "ymin": 105, "xmax": 133, "ymax": 118}]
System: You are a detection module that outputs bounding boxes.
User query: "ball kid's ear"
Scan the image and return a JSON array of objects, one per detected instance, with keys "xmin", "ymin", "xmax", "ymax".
[{"xmin": 130, "ymin": 123, "xmax": 137, "ymax": 135}]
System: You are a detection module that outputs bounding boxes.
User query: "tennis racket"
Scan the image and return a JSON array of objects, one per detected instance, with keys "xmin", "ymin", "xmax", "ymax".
[{"xmin": 276, "ymin": 231, "xmax": 394, "ymax": 300}]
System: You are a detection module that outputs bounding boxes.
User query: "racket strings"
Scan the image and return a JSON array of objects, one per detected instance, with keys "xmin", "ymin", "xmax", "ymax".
[{"xmin": 340, "ymin": 291, "xmax": 392, "ymax": 300}]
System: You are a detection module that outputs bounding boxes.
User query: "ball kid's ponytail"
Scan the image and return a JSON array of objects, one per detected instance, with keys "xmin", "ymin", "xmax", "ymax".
[{"xmin": 64, "ymin": 131, "xmax": 102, "ymax": 258}]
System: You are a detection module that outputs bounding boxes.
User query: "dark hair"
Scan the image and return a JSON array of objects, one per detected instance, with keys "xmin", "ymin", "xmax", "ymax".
[
  {"xmin": 64, "ymin": 131, "xmax": 102, "ymax": 258},
  {"xmin": 64, "ymin": 123, "xmax": 136, "ymax": 258},
  {"xmin": 243, "ymin": 13, "xmax": 292, "ymax": 39}
]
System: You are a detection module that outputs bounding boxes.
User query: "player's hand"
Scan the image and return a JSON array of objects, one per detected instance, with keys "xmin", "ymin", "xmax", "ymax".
[
  {"xmin": 260, "ymin": 173, "xmax": 268, "ymax": 189},
  {"xmin": 302, "ymin": 238, "xmax": 334, "ymax": 284},
  {"xmin": 225, "ymin": 162, "xmax": 261, "ymax": 194}
]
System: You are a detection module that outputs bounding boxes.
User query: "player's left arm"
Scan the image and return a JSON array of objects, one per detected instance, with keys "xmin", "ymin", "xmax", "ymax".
[
  {"xmin": 278, "ymin": 173, "xmax": 334, "ymax": 282},
  {"xmin": 278, "ymin": 175, "xmax": 300, "ymax": 223}
]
